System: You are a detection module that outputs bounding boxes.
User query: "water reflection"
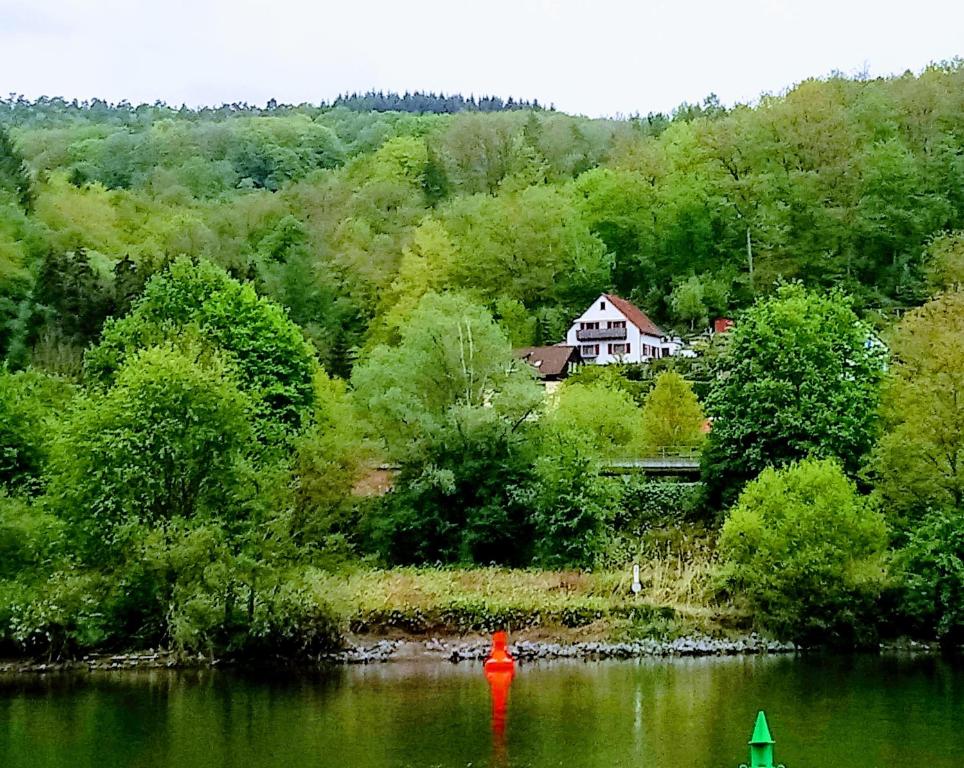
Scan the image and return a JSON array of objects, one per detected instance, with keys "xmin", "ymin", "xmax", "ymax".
[
  {"xmin": 0, "ymin": 655, "xmax": 962, "ymax": 768},
  {"xmin": 485, "ymin": 667, "xmax": 513, "ymax": 766}
]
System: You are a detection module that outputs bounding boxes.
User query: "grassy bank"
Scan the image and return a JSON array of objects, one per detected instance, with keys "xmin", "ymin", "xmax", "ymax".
[{"xmin": 308, "ymin": 540, "xmax": 739, "ymax": 642}]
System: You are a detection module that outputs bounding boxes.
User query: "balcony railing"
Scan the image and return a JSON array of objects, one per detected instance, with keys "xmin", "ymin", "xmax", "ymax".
[{"xmin": 576, "ymin": 327, "xmax": 627, "ymax": 341}]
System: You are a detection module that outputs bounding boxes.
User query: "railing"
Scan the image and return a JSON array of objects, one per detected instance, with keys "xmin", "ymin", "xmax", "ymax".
[
  {"xmin": 631, "ymin": 445, "xmax": 702, "ymax": 459},
  {"xmin": 603, "ymin": 446, "xmax": 702, "ymax": 475},
  {"xmin": 575, "ymin": 327, "xmax": 627, "ymax": 341}
]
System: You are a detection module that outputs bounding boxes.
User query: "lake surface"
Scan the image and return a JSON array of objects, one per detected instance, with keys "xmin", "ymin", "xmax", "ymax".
[{"xmin": 1, "ymin": 654, "xmax": 962, "ymax": 767}]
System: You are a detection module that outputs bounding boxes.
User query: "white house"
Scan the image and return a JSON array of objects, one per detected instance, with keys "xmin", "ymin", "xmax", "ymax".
[{"xmin": 565, "ymin": 293, "xmax": 680, "ymax": 365}]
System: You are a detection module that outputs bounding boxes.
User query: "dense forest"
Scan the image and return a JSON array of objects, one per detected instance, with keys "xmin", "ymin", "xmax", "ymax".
[{"xmin": 1, "ymin": 64, "xmax": 963, "ymax": 658}]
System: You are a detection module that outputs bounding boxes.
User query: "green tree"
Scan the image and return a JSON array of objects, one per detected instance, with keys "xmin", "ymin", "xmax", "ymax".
[
  {"xmin": 0, "ymin": 369, "xmax": 75, "ymax": 493},
  {"xmin": 86, "ymin": 257, "xmax": 318, "ymax": 441},
  {"xmin": 718, "ymin": 458, "xmax": 888, "ymax": 645},
  {"xmin": 352, "ymin": 291, "xmax": 542, "ymax": 462},
  {"xmin": 546, "ymin": 382, "xmax": 646, "ymax": 458},
  {"xmin": 702, "ymin": 284, "xmax": 885, "ymax": 509},
  {"xmin": 670, "ymin": 275, "xmax": 708, "ymax": 330},
  {"xmin": 523, "ymin": 426, "xmax": 619, "ymax": 567},
  {"xmin": 289, "ymin": 371, "xmax": 367, "ymax": 544},
  {"xmin": 639, "ymin": 371, "xmax": 706, "ymax": 453},
  {"xmin": 924, "ymin": 231, "xmax": 964, "ymax": 293},
  {"xmin": 47, "ymin": 345, "xmax": 252, "ymax": 559},
  {"xmin": 897, "ymin": 508, "xmax": 964, "ymax": 647},
  {"xmin": 0, "ymin": 124, "xmax": 33, "ymax": 212},
  {"xmin": 353, "ymin": 292, "xmax": 543, "ymax": 564},
  {"xmin": 870, "ymin": 290, "xmax": 964, "ymax": 531}
]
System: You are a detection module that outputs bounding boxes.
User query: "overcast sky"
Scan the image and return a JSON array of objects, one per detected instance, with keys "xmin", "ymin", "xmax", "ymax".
[{"xmin": 2, "ymin": 0, "xmax": 961, "ymax": 117}]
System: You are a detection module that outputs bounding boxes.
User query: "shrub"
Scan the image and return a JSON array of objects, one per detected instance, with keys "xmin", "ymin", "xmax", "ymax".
[
  {"xmin": 897, "ymin": 508, "xmax": 964, "ymax": 647},
  {"xmin": 525, "ymin": 430, "xmax": 619, "ymax": 567},
  {"xmin": 614, "ymin": 478, "xmax": 702, "ymax": 531},
  {"xmin": 718, "ymin": 458, "xmax": 888, "ymax": 645}
]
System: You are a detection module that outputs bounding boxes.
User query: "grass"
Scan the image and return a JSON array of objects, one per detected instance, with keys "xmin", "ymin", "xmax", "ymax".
[{"xmin": 305, "ymin": 537, "xmax": 739, "ymax": 641}]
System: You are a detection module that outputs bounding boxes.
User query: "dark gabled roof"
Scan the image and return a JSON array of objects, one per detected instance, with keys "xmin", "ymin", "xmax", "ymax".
[
  {"xmin": 514, "ymin": 345, "xmax": 580, "ymax": 378},
  {"xmin": 604, "ymin": 293, "xmax": 665, "ymax": 337}
]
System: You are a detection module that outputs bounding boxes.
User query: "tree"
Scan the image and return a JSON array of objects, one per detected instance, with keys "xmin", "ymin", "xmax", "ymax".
[
  {"xmin": 639, "ymin": 371, "xmax": 706, "ymax": 453},
  {"xmin": 546, "ymin": 382, "xmax": 646, "ymax": 458},
  {"xmin": 352, "ymin": 291, "xmax": 542, "ymax": 462},
  {"xmin": 32, "ymin": 249, "xmax": 114, "ymax": 349},
  {"xmin": 702, "ymin": 284, "xmax": 885, "ymax": 509},
  {"xmin": 897, "ymin": 508, "xmax": 964, "ymax": 648},
  {"xmin": 524, "ymin": 426, "xmax": 619, "ymax": 567},
  {"xmin": 0, "ymin": 124, "xmax": 33, "ymax": 212},
  {"xmin": 0, "ymin": 369, "xmax": 75, "ymax": 493},
  {"xmin": 352, "ymin": 292, "xmax": 543, "ymax": 565},
  {"xmin": 47, "ymin": 345, "xmax": 252, "ymax": 559},
  {"xmin": 288, "ymin": 371, "xmax": 367, "ymax": 544},
  {"xmin": 924, "ymin": 231, "xmax": 964, "ymax": 293},
  {"xmin": 669, "ymin": 275, "xmax": 707, "ymax": 330},
  {"xmin": 718, "ymin": 458, "xmax": 888, "ymax": 645},
  {"xmin": 870, "ymin": 290, "xmax": 964, "ymax": 531},
  {"xmin": 86, "ymin": 257, "xmax": 318, "ymax": 441}
]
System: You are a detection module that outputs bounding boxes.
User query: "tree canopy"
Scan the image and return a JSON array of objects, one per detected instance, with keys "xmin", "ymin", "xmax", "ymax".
[{"xmin": 701, "ymin": 283, "xmax": 885, "ymax": 509}]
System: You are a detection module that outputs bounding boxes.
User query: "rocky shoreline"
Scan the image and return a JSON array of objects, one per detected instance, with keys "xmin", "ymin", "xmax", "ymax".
[
  {"xmin": 1, "ymin": 635, "xmax": 944, "ymax": 674},
  {"xmin": 325, "ymin": 633, "xmax": 799, "ymax": 664}
]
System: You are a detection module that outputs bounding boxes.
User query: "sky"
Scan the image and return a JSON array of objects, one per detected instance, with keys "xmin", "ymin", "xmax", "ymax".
[{"xmin": 1, "ymin": 0, "xmax": 961, "ymax": 117}]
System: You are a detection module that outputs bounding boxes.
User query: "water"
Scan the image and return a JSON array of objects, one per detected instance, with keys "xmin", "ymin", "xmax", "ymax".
[{"xmin": 1, "ymin": 654, "xmax": 962, "ymax": 767}]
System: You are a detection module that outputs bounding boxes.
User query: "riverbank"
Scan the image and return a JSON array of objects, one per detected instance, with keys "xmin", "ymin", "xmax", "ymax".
[
  {"xmin": 3, "ymin": 634, "xmax": 949, "ymax": 674},
  {"xmin": 0, "ymin": 633, "xmax": 796, "ymax": 673}
]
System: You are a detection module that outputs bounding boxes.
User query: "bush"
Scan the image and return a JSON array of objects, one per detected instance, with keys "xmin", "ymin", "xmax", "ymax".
[
  {"xmin": 718, "ymin": 458, "xmax": 888, "ymax": 645},
  {"xmin": 524, "ymin": 429, "xmax": 619, "ymax": 568},
  {"xmin": 614, "ymin": 478, "xmax": 702, "ymax": 531},
  {"xmin": 897, "ymin": 508, "xmax": 964, "ymax": 647}
]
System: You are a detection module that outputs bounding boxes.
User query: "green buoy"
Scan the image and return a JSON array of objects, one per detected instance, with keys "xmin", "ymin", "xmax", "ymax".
[{"xmin": 741, "ymin": 710, "xmax": 783, "ymax": 768}]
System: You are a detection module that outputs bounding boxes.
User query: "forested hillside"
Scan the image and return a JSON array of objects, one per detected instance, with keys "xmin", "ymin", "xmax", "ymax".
[
  {"xmin": 1, "ymin": 65, "xmax": 963, "ymax": 658},
  {"xmin": 2, "ymin": 63, "xmax": 961, "ymax": 374}
]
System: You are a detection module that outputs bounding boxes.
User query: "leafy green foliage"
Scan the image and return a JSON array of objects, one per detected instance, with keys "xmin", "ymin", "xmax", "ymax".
[
  {"xmin": 870, "ymin": 290, "xmax": 964, "ymax": 532},
  {"xmin": 289, "ymin": 371, "xmax": 367, "ymax": 545},
  {"xmin": 87, "ymin": 257, "xmax": 318, "ymax": 440},
  {"xmin": 0, "ymin": 368, "xmax": 75, "ymax": 492},
  {"xmin": 896, "ymin": 508, "xmax": 964, "ymax": 646},
  {"xmin": 718, "ymin": 459, "xmax": 889, "ymax": 645},
  {"xmin": 352, "ymin": 291, "xmax": 542, "ymax": 461},
  {"xmin": 0, "ymin": 124, "xmax": 33, "ymax": 212},
  {"xmin": 524, "ymin": 428, "xmax": 619, "ymax": 567},
  {"xmin": 546, "ymin": 382, "xmax": 646, "ymax": 458},
  {"xmin": 2, "ymin": 69, "xmax": 964, "ymax": 652},
  {"xmin": 702, "ymin": 284, "xmax": 885, "ymax": 509},
  {"xmin": 924, "ymin": 231, "xmax": 964, "ymax": 293},
  {"xmin": 47, "ymin": 344, "xmax": 252, "ymax": 558},
  {"xmin": 639, "ymin": 371, "xmax": 705, "ymax": 453}
]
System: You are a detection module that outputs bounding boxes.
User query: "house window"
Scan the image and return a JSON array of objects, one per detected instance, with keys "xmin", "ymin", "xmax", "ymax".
[
  {"xmin": 580, "ymin": 344, "xmax": 599, "ymax": 357},
  {"xmin": 580, "ymin": 321, "xmax": 599, "ymax": 330},
  {"xmin": 607, "ymin": 320, "xmax": 626, "ymax": 329},
  {"xmin": 609, "ymin": 343, "xmax": 630, "ymax": 355},
  {"xmin": 642, "ymin": 344, "xmax": 652, "ymax": 357},
  {"xmin": 600, "ymin": 300, "xmax": 606, "ymax": 310}
]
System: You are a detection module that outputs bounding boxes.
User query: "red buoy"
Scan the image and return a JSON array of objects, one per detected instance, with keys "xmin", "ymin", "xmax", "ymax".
[{"xmin": 484, "ymin": 631, "xmax": 515, "ymax": 671}]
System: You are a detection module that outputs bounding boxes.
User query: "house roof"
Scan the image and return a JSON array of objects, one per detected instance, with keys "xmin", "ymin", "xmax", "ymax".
[
  {"xmin": 514, "ymin": 345, "xmax": 580, "ymax": 378},
  {"xmin": 603, "ymin": 293, "xmax": 665, "ymax": 337}
]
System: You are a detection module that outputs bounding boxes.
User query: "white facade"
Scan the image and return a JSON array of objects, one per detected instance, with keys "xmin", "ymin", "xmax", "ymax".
[{"xmin": 565, "ymin": 294, "xmax": 678, "ymax": 365}]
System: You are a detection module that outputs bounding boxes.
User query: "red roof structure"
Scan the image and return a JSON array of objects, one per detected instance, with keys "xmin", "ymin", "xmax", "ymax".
[{"xmin": 603, "ymin": 294, "xmax": 666, "ymax": 337}]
